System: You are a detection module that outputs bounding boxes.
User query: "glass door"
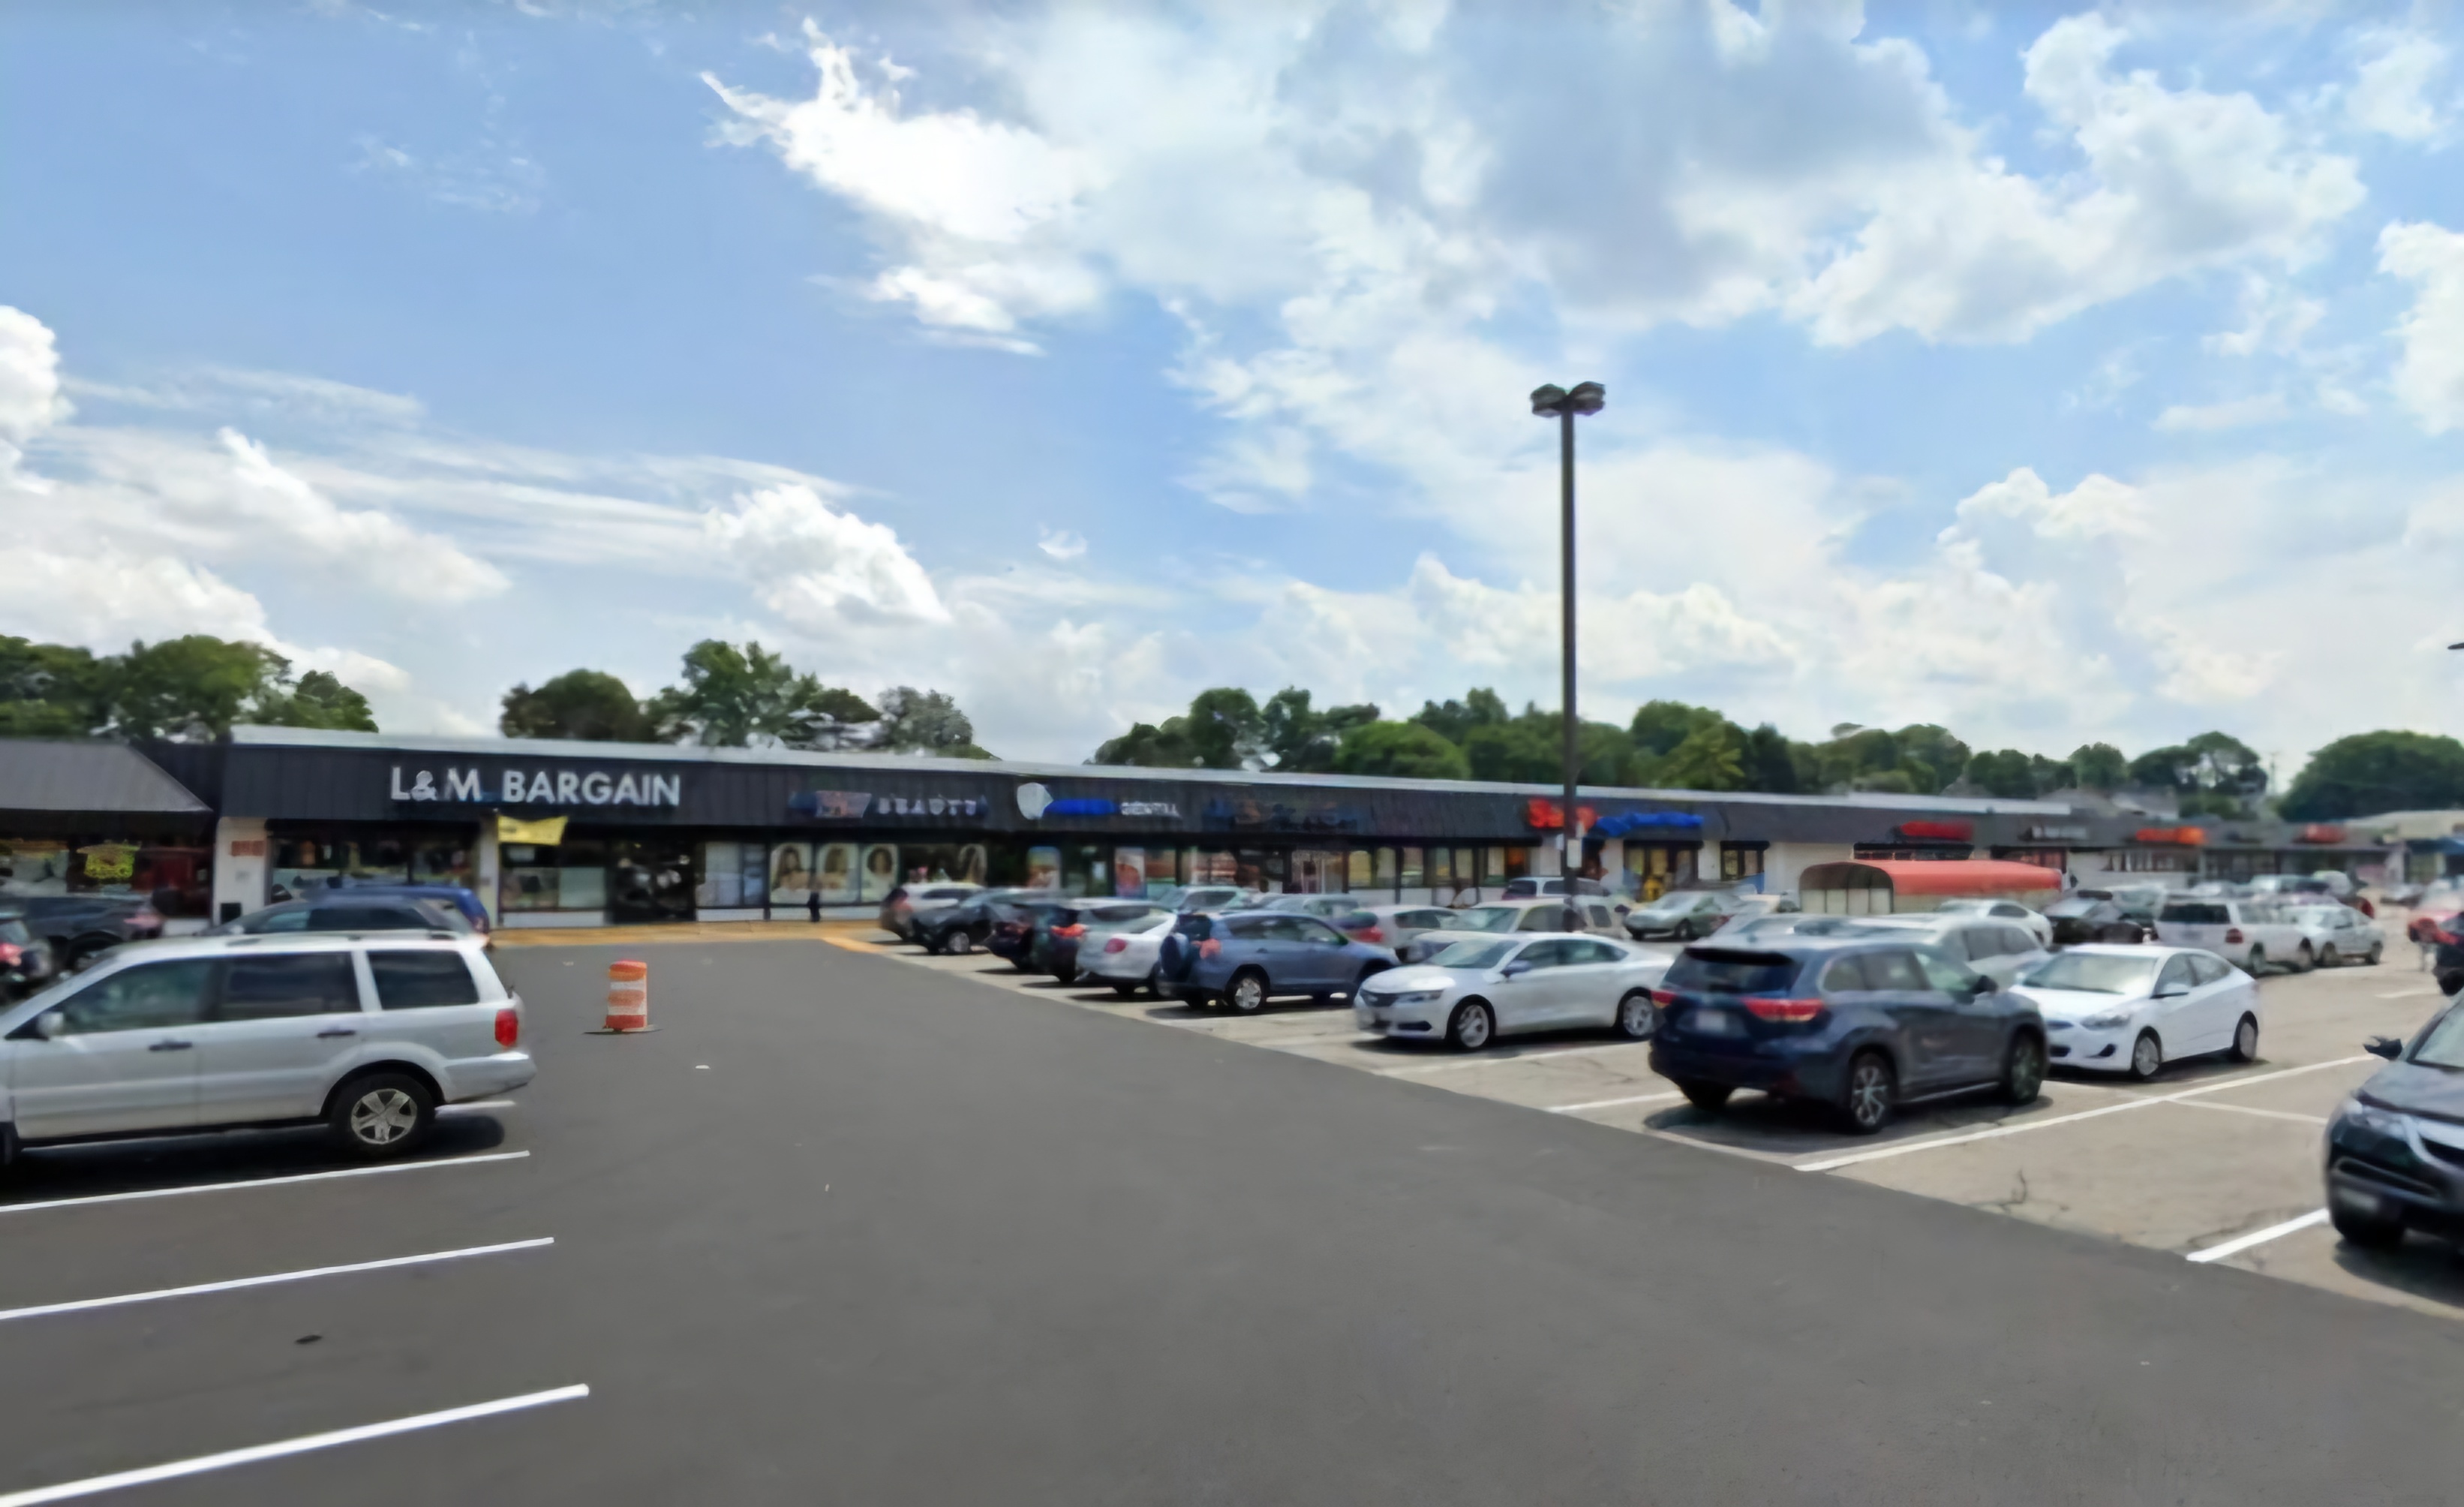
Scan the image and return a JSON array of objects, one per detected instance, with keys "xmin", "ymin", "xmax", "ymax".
[{"xmin": 611, "ymin": 841, "xmax": 696, "ymax": 924}]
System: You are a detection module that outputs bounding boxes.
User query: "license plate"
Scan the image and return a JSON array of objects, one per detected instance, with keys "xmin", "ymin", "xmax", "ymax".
[{"xmin": 1690, "ymin": 1008, "xmax": 1740, "ymax": 1036}]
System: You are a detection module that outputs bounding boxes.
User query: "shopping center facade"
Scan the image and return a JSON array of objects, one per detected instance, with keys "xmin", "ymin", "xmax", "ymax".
[{"xmin": 0, "ymin": 728, "xmax": 2399, "ymax": 927}]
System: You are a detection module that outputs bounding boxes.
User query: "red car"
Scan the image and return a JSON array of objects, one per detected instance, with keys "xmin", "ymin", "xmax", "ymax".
[{"xmin": 2406, "ymin": 886, "xmax": 2464, "ymax": 947}]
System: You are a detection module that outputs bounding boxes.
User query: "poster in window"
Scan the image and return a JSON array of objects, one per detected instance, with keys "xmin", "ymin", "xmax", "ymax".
[
  {"xmin": 769, "ymin": 843, "xmax": 815, "ymax": 905},
  {"xmin": 859, "ymin": 844, "xmax": 897, "ymax": 904},
  {"xmin": 1026, "ymin": 846, "xmax": 1060, "ymax": 891},
  {"xmin": 1113, "ymin": 847, "xmax": 1146, "ymax": 898},
  {"xmin": 814, "ymin": 843, "xmax": 858, "ymax": 904},
  {"xmin": 0, "ymin": 841, "xmax": 71, "ymax": 896}
]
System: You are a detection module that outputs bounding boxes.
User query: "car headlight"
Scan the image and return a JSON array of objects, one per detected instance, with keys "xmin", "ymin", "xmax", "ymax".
[
  {"xmin": 2081, "ymin": 1009, "xmax": 2135, "ymax": 1029},
  {"xmin": 2334, "ymin": 1097, "xmax": 2408, "ymax": 1139},
  {"xmin": 1387, "ymin": 989, "xmax": 1445, "ymax": 1006}
]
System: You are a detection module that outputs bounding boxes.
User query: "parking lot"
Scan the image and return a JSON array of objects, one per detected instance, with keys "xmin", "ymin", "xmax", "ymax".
[{"xmin": 849, "ymin": 925, "xmax": 2464, "ymax": 1321}]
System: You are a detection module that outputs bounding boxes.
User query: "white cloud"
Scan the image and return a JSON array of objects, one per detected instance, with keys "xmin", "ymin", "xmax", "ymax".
[
  {"xmin": 0, "ymin": 305, "xmax": 71, "ymax": 478},
  {"xmin": 2153, "ymin": 394, "xmax": 2292, "ymax": 432},
  {"xmin": 703, "ymin": 483, "xmax": 948, "ymax": 630},
  {"xmin": 1035, "ymin": 525, "xmax": 1086, "ymax": 561},
  {"xmin": 2379, "ymin": 219, "xmax": 2464, "ymax": 434},
  {"xmin": 2348, "ymin": 29, "xmax": 2449, "ymax": 143},
  {"xmin": 2207, "ymin": 272, "xmax": 2324, "ymax": 357},
  {"xmin": 217, "ymin": 429, "xmax": 509, "ymax": 599}
]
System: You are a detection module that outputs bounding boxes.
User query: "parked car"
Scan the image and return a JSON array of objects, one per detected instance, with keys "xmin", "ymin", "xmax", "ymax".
[
  {"xmin": 2286, "ymin": 903, "xmax": 2384, "ymax": 968},
  {"xmin": 1624, "ymin": 889, "xmax": 1752, "ymax": 941},
  {"xmin": 2106, "ymin": 884, "xmax": 2169, "ymax": 928},
  {"xmin": 986, "ymin": 895, "xmax": 1079, "ymax": 969},
  {"xmin": 1498, "ymin": 877, "xmax": 1619, "ymax": 907},
  {"xmin": 1030, "ymin": 901, "xmax": 1170, "ymax": 984},
  {"xmin": 1648, "ymin": 934, "xmax": 2046, "ymax": 1134},
  {"xmin": 2325, "ymin": 1003, "xmax": 2464, "ymax": 1248},
  {"xmin": 1930, "ymin": 898, "xmax": 2054, "ymax": 949},
  {"xmin": 1258, "ymin": 895, "xmax": 1387, "ymax": 942},
  {"xmin": 212, "ymin": 896, "xmax": 472, "ymax": 937},
  {"xmin": 911, "ymin": 888, "xmax": 1060, "ymax": 955},
  {"xmin": 1155, "ymin": 910, "xmax": 1397, "ymax": 1013},
  {"xmin": 2044, "ymin": 895, "xmax": 2147, "ymax": 947},
  {"xmin": 1368, "ymin": 904, "xmax": 1490, "ymax": 963},
  {"xmin": 14, "ymin": 895, "xmax": 164, "ymax": 973},
  {"xmin": 1704, "ymin": 894, "xmax": 1800, "ymax": 937},
  {"xmin": 1079, "ymin": 911, "xmax": 1181, "ymax": 997},
  {"xmin": 880, "ymin": 882, "xmax": 982, "ymax": 941},
  {"xmin": 1172, "ymin": 885, "xmax": 1259, "ymax": 913},
  {"xmin": 1855, "ymin": 915, "xmax": 2052, "ymax": 988},
  {"xmin": 2405, "ymin": 885, "xmax": 2464, "ymax": 954},
  {"xmin": 0, "ymin": 913, "xmax": 59, "ymax": 1000},
  {"xmin": 0, "ymin": 933, "xmax": 532, "ymax": 1161},
  {"xmin": 1354, "ymin": 934, "xmax": 1673, "ymax": 1051},
  {"xmin": 318, "ymin": 881, "xmax": 491, "ymax": 934},
  {"xmin": 2152, "ymin": 897, "xmax": 2312, "ymax": 973},
  {"xmin": 2009, "ymin": 945, "xmax": 2259, "ymax": 1081}
]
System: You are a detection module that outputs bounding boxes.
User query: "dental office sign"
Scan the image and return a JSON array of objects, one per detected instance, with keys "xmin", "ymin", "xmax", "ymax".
[{"xmin": 389, "ymin": 765, "xmax": 682, "ymax": 808}]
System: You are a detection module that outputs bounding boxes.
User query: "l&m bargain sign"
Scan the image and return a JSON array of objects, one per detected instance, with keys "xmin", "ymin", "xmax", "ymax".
[{"xmin": 389, "ymin": 765, "xmax": 683, "ymax": 808}]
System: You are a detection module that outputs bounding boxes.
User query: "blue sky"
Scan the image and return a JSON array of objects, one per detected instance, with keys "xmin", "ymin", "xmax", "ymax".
[{"xmin": 5, "ymin": 2, "xmax": 2463, "ymax": 774}]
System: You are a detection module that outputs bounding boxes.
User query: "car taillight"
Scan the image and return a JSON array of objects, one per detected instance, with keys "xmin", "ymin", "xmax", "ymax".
[
  {"xmin": 1357, "ymin": 927, "xmax": 1384, "ymax": 943},
  {"xmin": 1103, "ymin": 937, "xmax": 1129, "ymax": 954},
  {"xmin": 1744, "ymin": 996, "xmax": 1825, "ymax": 1022},
  {"xmin": 1055, "ymin": 925, "xmax": 1086, "ymax": 938},
  {"xmin": 494, "ymin": 1008, "xmax": 519, "ymax": 1049},
  {"xmin": 0, "ymin": 943, "xmax": 19, "ymax": 967},
  {"xmin": 2224, "ymin": 928, "xmax": 2243, "ymax": 944},
  {"xmin": 1649, "ymin": 988, "xmax": 1678, "ymax": 1006},
  {"xmin": 1199, "ymin": 939, "xmax": 1221, "ymax": 958}
]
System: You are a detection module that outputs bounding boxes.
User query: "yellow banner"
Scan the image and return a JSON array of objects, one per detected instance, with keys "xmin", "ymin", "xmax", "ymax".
[{"xmin": 496, "ymin": 815, "xmax": 569, "ymax": 846}]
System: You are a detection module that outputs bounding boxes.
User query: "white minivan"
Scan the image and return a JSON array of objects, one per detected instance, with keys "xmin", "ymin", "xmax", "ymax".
[
  {"xmin": 0, "ymin": 933, "xmax": 533, "ymax": 1163},
  {"xmin": 2153, "ymin": 898, "xmax": 2314, "ymax": 974}
]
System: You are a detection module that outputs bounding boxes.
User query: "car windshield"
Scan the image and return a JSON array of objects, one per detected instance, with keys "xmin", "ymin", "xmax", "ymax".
[
  {"xmin": 2411, "ymin": 1008, "xmax": 2464, "ymax": 1071},
  {"xmin": 2018, "ymin": 953, "xmax": 2158, "ymax": 994},
  {"xmin": 1663, "ymin": 949, "xmax": 1800, "ymax": 995},
  {"xmin": 1428, "ymin": 939, "xmax": 1518, "ymax": 970},
  {"xmin": 1454, "ymin": 906, "xmax": 1522, "ymax": 933},
  {"xmin": 2045, "ymin": 898, "xmax": 2104, "ymax": 919}
]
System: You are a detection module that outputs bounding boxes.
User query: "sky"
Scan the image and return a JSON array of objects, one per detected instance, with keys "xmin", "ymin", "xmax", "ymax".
[{"xmin": 4, "ymin": 1, "xmax": 2463, "ymax": 777}]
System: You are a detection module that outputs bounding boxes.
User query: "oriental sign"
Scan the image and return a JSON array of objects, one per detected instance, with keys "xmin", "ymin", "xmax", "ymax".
[{"xmin": 389, "ymin": 766, "xmax": 682, "ymax": 808}]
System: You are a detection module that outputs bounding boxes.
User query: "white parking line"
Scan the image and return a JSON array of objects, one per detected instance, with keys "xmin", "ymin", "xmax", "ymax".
[
  {"xmin": 0, "ymin": 1385, "xmax": 591, "ymax": 1505},
  {"xmin": 2377, "ymin": 987, "xmax": 2439, "ymax": 1000},
  {"xmin": 1380, "ymin": 1042, "xmax": 1651, "ymax": 1076},
  {"xmin": 1794, "ymin": 1057, "xmax": 2373, "ymax": 1174},
  {"xmin": 1546, "ymin": 1090, "xmax": 1683, "ymax": 1114},
  {"xmin": 2168, "ymin": 1099, "xmax": 2328, "ymax": 1126},
  {"xmin": 0, "ymin": 1238, "xmax": 554, "ymax": 1325},
  {"xmin": 2186, "ymin": 1209, "xmax": 2330, "ymax": 1265},
  {"xmin": 0, "ymin": 1151, "xmax": 530, "ymax": 1216},
  {"xmin": 437, "ymin": 1099, "xmax": 518, "ymax": 1114}
]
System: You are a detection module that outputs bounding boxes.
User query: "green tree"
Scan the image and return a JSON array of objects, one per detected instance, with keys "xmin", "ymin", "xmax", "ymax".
[
  {"xmin": 2281, "ymin": 731, "xmax": 2464, "ymax": 820},
  {"xmin": 1092, "ymin": 720, "xmax": 1196, "ymax": 767},
  {"xmin": 1261, "ymin": 687, "xmax": 1379, "ymax": 772},
  {"xmin": 500, "ymin": 670, "xmax": 654, "ymax": 742},
  {"xmin": 1967, "ymin": 749, "xmax": 2040, "ymax": 799},
  {"xmin": 2069, "ymin": 742, "xmax": 2126, "ymax": 788},
  {"xmin": 873, "ymin": 687, "xmax": 989, "ymax": 757},
  {"xmin": 1738, "ymin": 723, "xmax": 1803, "ymax": 793},
  {"xmin": 1332, "ymin": 720, "xmax": 1471, "ymax": 780},
  {"xmin": 1411, "ymin": 688, "xmax": 1508, "ymax": 747},
  {"xmin": 112, "ymin": 636, "xmax": 293, "ymax": 741},
  {"xmin": 253, "ymin": 669, "xmax": 378, "ymax": 732},
  {"xmin": 1654, "ymin": 722, "xmax": 1747, "ymax": 790},
  {"xmin": 647, "ymin": 640, "xmax": 887, "ymax": 750},
  {"xmin": 1182, "ymin": 687, "xmax": 1265, "ymax": 769},
  {"xmin": 1629, "ymin": 699, "xmax": 1725, "ymax": 760},
  {"xmin": 0, "ymin": 636, "xmax": 107, "ymax": 736},
  {"xmin": 1893, "ymin": 724, "xmax": 1971, "ymax": 796}
]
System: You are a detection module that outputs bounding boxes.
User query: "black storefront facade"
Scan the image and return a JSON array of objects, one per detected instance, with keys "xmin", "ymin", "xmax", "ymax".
[{"xmin": 137, "ymin": 729, "xmax": 2093, "ymax": 929}]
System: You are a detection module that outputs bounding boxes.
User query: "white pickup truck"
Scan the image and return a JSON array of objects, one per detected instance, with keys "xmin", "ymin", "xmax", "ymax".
[{"xmin": 2153, "ymin": 898, "xmax": 2315, "ymax": 974}]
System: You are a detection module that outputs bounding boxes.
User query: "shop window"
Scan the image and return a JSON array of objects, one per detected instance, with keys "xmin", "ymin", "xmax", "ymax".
[
  {"xmin": 1348, "ymin": 850, "xmax": 1375, "ymax": 890},
  {"xmin": 698, "ymin": 842, "xmax": 746, "ymax": 908},
  {"xmin": 1234, "ymin": 849, "xmax": 1285, "ymax": 892},
  {"xmin": 1484, "ymin": 847, "xmax": 1507, "ymax": 884},
  {"xmin": 1110, "ymin": 848, "xmax": 1151, "ymax": 897},
  {"xmin": 1720, "ymin": 846, "xmax": 1765, "ymax": 881},
  {"xmin": 503, "ymin": 840, "xmax": 609, "ymax": 912},
  {"xmin": 1143, "ymin": 848, "xmax": 1179, "ymax": 892},
  {"xmin": 1399, "ymin": 847, "xmax": 1424, "ymax": 888},
  {"xmin": 1026, "ymin": 846, "xmax": 1062, "ymax": 890},
  {"xmin": 1504, "ymin": 847, "xmax": 1531, "ymax": 881},
  {"xmin": 898, "ymin": 844, "xmax": 990, "ymax": 888}
]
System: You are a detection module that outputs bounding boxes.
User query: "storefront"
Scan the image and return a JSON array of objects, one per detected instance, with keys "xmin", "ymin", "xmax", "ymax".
[
  {"xmin": 0, "ymin": 741, "xmax": 216, "ymax": 919},
  {"xmin": 116, "ymin": 728, "xmax": 2087, "ymax": 928}
]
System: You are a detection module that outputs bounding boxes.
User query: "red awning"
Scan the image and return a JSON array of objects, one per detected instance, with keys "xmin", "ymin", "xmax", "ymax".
[{"xmin": 1802, "ymin": 859, "xmax": 2063, "ymax": 897}]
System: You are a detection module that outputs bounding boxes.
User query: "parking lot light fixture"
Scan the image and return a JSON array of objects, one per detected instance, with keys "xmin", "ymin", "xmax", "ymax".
[{"xmin": 1531, "ymin": 380, "xmax": 1605, "ymax": 928}]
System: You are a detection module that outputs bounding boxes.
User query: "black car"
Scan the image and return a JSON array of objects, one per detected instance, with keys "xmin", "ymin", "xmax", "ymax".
[
  {"xmin": 14, "ymin": 894, "xmax": 164, "ymax": 972},
  {"xmin": 1027, "ymin": 902, "xmax": 1169, "ymax": 985},
  {"xmin": 211, "ymin": 897, "xmax": 470, "ymax": 936},
  {"xmin": 0, "ymin": 912, "xmax": 59, "ymax": 1000},
  {"xmin": 2043, "ymin": 895, "xmax": 2146, "ymax": 946},
  {"xmin": 1648, "ymin": 934, "xmax": 2046, "ymax": 1135},
  {"xmin": 880, "ymin": 882, "xmax": 983, "ymax": 942},
  {"xmin": 2325, "ymin": 1003, "xmax": 2464, "ymax": 1248},
  {"xmin": 912, "ymin": 889, "xmax": 1064, "ymax": 958}
]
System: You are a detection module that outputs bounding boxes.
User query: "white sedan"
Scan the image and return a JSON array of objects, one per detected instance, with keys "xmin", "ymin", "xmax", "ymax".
[
  {"xmin": 1354, "ymin": 934, "xmax": 1674, "ymax": 1051},
  {"xmin": 2286, "ymin": 904, "xmax": 2385, "ymax": 967},
  {"xmin": 1931, "ymin": 897, "xmax": 2054, "ymax": 949},
  {"xmin": 2009, "ymin": 944, "xmax": 2261, "ymax": 1081},
  {"xmin": 1078, "ymin": 912, "xmax": 1179, "ymax": 997}
]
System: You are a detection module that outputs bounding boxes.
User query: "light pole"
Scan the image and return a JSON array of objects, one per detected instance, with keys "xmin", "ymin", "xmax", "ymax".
[{"xmin": 1531, "ymin": 380, "xmax": 1605, "ymax": 931}]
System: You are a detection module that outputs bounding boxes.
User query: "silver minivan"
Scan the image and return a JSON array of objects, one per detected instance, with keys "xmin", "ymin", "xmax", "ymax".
[{"xmin": 0, "ymin": 933, "xmax": 533, "ymax": 1163}]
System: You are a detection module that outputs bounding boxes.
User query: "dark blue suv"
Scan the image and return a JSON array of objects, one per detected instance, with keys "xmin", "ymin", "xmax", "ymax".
[{"xmin": 1648, "ymin": 934, "xmax": 2046, "ymax": 1134}]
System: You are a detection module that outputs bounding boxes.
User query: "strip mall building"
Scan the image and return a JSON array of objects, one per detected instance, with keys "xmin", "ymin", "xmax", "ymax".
[{"xmin": 0, "ymin": 728, "xmax": 2396, "ymax": 928}]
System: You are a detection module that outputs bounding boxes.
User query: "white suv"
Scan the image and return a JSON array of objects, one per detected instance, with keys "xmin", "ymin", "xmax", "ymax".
[
  {"xmin": 2153, "ymin": 898, "xmax": 2315, "ymax": 974},
  {"xmin": 0, "ymin": 933, "xmax": 533, "ymax": 1163}
]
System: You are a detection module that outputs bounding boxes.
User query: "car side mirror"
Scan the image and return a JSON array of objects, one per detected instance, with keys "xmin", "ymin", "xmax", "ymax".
[
  {"xmin": 2366, "ymin": 1035, "xmax": 2404, "ymax": 1060},
  {"xmin": 34, "ymin": 1011, "xmax": 66, "ymax": 1040},
  {"xmin": 1968, "ymin": 977, "xmax": 1997, "ymax": 997},
  {"xmin": 1501, "ymin": 960, "xmax": 1534, "ymax": 977}
]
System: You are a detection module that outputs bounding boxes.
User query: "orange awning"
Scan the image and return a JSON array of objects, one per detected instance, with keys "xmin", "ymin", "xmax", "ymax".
[{"xmin": 1801, "ymin": 859, "xmax": 2063, "ymax": 898}]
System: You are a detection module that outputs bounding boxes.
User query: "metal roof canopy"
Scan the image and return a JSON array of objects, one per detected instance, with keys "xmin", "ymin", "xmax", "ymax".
[
  {"xmin": 1802, "ymin": 859, "xmax": 2063, "ymax": 898},
  {"xmin": 0, "ymin": 740, "xmax": 210, "ymax": 815}
]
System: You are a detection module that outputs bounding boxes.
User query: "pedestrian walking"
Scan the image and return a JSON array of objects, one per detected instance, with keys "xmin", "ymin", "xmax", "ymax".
[{"xmin": 807, "ymin": 889, "xmax": 822, "ymax": 924}]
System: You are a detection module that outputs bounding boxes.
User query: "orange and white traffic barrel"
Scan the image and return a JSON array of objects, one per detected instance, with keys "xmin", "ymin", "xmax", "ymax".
[{"xmin": 600, "ymin": 959, "xmax": 650, "ymax": 1033}]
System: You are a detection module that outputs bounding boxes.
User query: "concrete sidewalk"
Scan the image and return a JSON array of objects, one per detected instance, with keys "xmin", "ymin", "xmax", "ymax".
[{"xmin": 492, "ymin": 920, "xmax": 892, "ymax": 949}]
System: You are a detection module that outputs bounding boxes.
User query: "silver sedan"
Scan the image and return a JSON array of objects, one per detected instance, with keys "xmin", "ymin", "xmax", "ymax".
[{"xmin": 1354, "ymin": 934, "xmax": 1675, "ymax": 1051}]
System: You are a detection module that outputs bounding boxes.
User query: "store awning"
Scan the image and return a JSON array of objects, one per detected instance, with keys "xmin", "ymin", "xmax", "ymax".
[
  {"xmin": 0, "ymin": 741, "xmax": 210, "ymax": 815},
  {"xmin": 1802, "ymin": 859, "xmax": 2063, "ymax": 898}
]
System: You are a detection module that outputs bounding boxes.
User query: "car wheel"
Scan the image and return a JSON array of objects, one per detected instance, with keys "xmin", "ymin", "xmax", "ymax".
[
  {"xmin": 1227, "ymin": 969, "xmax": 1270, "ymax": 1015},
  {"xmin": 327, "ymin": 1072, "xmax": 434, "ymax": 1160},
  {"xmin": 1614, "ymin": 990, "xmax": 1657, "ymax": 1041},
  {"xmin": 1678, "ymin": 1080, "xmax": 1732, "ymax": 1111},
  {"xmin": 1056, "ymin": 964, "xmax": 1079, "ymax": 985},
  {"xmin": 1110, "ymin": 982, "xmax": 1140, "ymax": 1000},
  {"xmin": 1673, "ymin": 919, "xmax": 1696, "ymax": 942},
  {"xmin": 946, "ymin": 930, "xmax": 972, "ymax": 956},
  {"xmin": 2229, "ymin": 1012, "xmax": 2260, "ymax": 1063},
  {"xmin": 1840, "ymin": 1051, "xmax": 1895, "ymax": 1136},
  {"xmin": 2296, "ymin": 942, "xmax": 2316, "ymax": 973},
  {"xmin": 2246, "ymin": 945, "xmax": 2267, "ymax": 975},
  {"xmin": 2321, "ymin": 944, "xmax": 2341, "ymax": 969},
  {"xmin": 1447, "ymin": 1000, "xmax": 1495, "ymax": 1051},
  {"xmin": 2330, "ymin": 1199, "xmax": 2406, "ymax": 1249},
  {"xmin": 2367, "ymin": 943, "xmax": 2384, "ymax": 966},
  {"xmin": 920, "ymin": 932, "xmax": 944, "ymax": 955},
  {"xmin": 2128, "ymin": 1029, "xmax": 2164, "ymax": 1082},
  {"xmin": 1999, "ymin": 1033, "xmax": 2046, "ymax": 1105}
]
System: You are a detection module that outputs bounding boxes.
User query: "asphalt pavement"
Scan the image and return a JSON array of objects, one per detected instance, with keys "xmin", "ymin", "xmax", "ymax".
[{"xmin": 0, "ymin": 939, "xmax": 2460, "ymax": 1503}]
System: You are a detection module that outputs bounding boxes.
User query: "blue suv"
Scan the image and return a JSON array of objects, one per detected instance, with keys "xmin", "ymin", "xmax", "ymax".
[
  {"xmin": 1648, "ymin": 933, "xmax": 2046, "ymax": 1134},
  {"xmin": 1158, "ymin": 910, "xmax": 1396, "ymax": 1014}
]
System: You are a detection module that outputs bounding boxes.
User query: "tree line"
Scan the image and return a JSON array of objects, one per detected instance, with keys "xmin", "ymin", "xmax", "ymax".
[
  {"xmin": 1, "ymin": 634, "xmax": 377, "ymax": 740},
  {"xmin": 501, "ymin": 639, "xmax": 991, "ymax": 757},
  {"xmin": 1089, "ymin": 684, "xmax": 2420, "ymax": 818}
]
